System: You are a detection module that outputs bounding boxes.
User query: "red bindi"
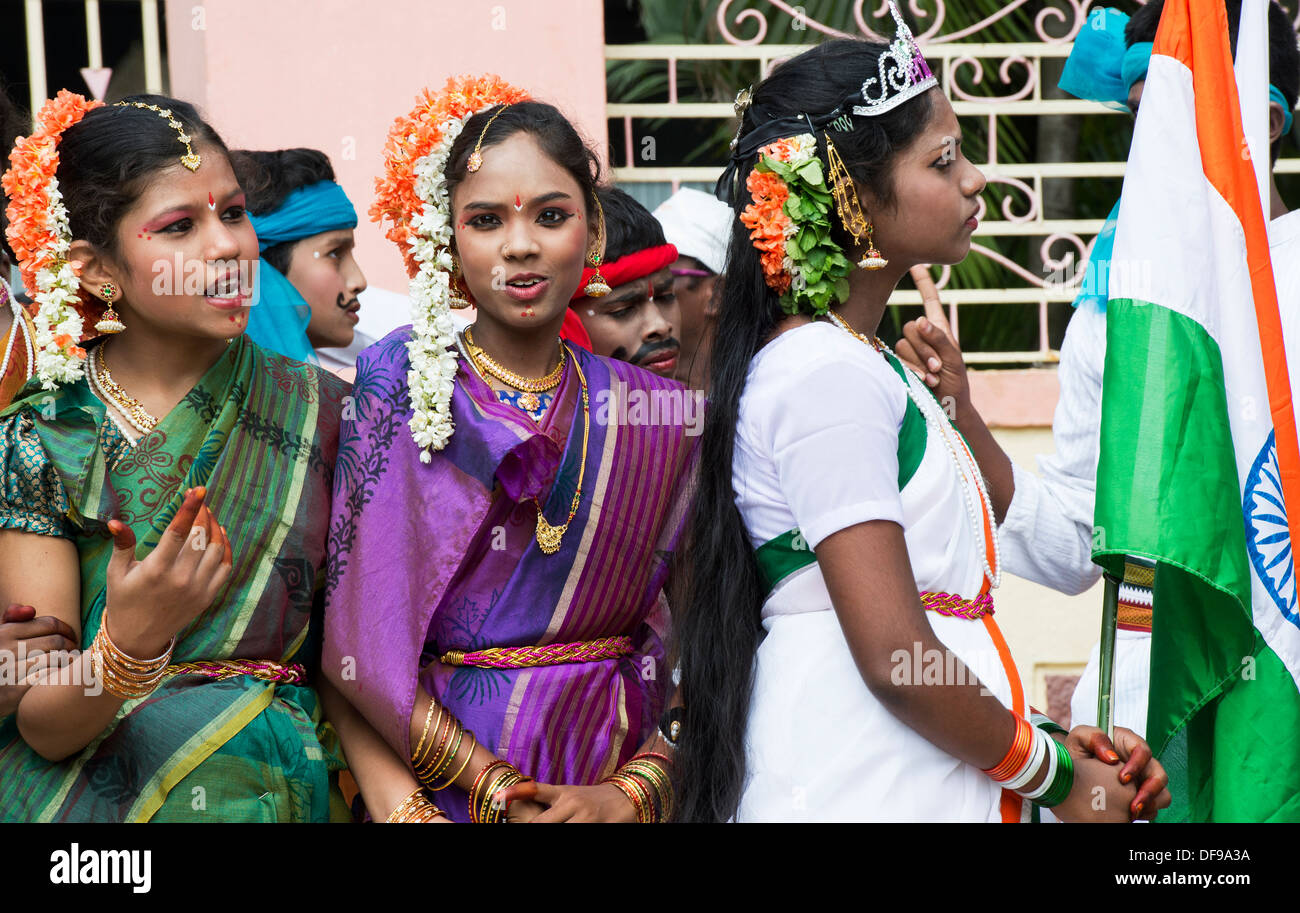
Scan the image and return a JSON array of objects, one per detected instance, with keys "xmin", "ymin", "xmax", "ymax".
[
  {"xmin": 208, "ymin": 192, "xmax": 216, "ymax": 211},
  {"xmin": 514, "ymin": 194, "xmax": 523, "ymax": 212}
]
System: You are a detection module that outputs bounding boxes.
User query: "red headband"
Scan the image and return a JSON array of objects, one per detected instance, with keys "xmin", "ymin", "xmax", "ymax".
[{"xmin": 570, "ymin": 243, "xmax": 678, "ymax": 303}]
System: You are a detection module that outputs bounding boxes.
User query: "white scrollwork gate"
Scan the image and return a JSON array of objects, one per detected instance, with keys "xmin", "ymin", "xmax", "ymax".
[{"xmin": 606, "ymin": 0, "xmax": 1300, "ymax": 365}]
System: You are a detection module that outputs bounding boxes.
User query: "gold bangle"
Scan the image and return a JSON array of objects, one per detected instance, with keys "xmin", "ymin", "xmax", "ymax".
[
  {"xmin": 622, "ymin": 761, "xmax": 673, "ymax": 820},
  {"xmin": 468, "ymin": 760, "xmax": 512, "ymax": 823},
  {"xmin": 624, "ymin": 759, "xmax": 671, "ymax": 795},
  {"xmin": 411, "ymin": 694, "xmax": 439, "ymax": 765},
  {"xmin": 385, "ymin": 787, "xmax": 446, "ymax": 823},
  {"xmin": 413, "ymin": 704, "xmax": 448, "ymax": 773},
  {"xmin": 431, "ymin": 731, "xmax": 477, "ymax": 791},
  {"xmin": 603, "ymin": 774, "xmax": 651, "ymax": 823},
  {"xmin": 412, "ymin": 703, "xmax": 444, "ymax": 770},
  {"xmin": 92, "ymin": 613, "xmax": 174, "ymax": 700},
  {"xmin": 477, "ymin": 768, "xmax": 527, "ymax": 824},
  {"xmin": 480, "ymin": 770, "xmax": 521, "ymax": 823},
  {"xmin": 414, "ymin": 711, "xmax": 456, "ymax": 780},
  {"xmin": 424, "ymin": 716, "xmax": 464, "ymax": 783},
  {"xmin": 613, "ymin": 772, "xmax": 655, "ymax": 823},
  {"xmin": 628, "ymin": 774, "xmax": 657, "ymax": 823}
]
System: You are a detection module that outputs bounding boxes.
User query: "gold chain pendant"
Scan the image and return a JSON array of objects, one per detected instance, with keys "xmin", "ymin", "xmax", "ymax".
[
  {"xmin": 531, "ymin": 354, "xmax": 588, "ymax": 555},
  {"xmin": 534, "ymin": 513, "xmax": 566, "ymax": 555}
]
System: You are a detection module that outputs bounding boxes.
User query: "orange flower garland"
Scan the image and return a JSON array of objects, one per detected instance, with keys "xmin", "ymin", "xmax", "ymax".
[
  {"xmin": 739, "ymin": 169, "xmax": 792, "ymax": 295},
  {"xmin": 738, "ymin": 133, "xmax": 853, "ymax": 316},
  {"xmin": 371, "ymin": 75, "xmax": 530, "ymax": 459},
  {"xmin": 2, "ymin": 90, "xmax": 104, "ymax": 386},
  {"xmin": 372, "ymin": 75, "xmax": 530, "ymax": 280}
]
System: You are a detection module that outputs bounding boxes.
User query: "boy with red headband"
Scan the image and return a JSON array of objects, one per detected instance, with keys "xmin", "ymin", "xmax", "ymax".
[{"xmin": 570, "ymin": 187, "xmax": 681, "ymax": 379}]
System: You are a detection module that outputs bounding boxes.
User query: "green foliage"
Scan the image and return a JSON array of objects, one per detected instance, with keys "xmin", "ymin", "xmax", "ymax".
[{"xmin": 753, "ymin": 143, "xmax": 854, "ymax": 316}]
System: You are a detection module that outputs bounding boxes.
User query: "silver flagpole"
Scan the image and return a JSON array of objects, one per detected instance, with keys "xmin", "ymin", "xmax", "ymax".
[{"xmin": 1097, "ymin": 571, "xmax": 1121, "ymax": 742}]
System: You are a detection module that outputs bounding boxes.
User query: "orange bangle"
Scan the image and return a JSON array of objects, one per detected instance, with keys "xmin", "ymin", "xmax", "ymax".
[{"xmin": 984, "ymin": 713, "xmax": 1033, "ymax": 782}]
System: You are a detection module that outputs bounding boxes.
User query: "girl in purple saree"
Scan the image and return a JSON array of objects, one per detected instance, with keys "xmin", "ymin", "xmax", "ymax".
[{"xmin": 321, "ymin": 78, "xmax": 697, "ymax": 823}]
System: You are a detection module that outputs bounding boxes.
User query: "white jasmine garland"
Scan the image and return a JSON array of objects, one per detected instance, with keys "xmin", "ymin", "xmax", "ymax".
[
  {"xmin": 32, "ymin": 179, "xmax": 89, "ymax": 388},
  {"xmin": 402, "ymin": 113, "xmax": 488, "ymax": 462}
]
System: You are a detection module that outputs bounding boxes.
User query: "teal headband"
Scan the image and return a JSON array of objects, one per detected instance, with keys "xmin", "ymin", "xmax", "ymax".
[
  {"xmin": 1120, "ymin": 42, "xmax": 1155, "ymax": 95},
  {"xmin": 1121, "ymin": 42, "xmax": 1293, "ymax": 133},
  {"xmin": 245, "ymin": 181, "xmax": 359, "ymax": 364},
  {"xmin": 1060, "ymin": 6, "xmax": 1294, "ymax": 132},
  {"xmin": 1272, "ymin": 84, "xmax": 1295, "ymax": 135},
  {"xmin": 1059, "ymin": 7, "xmax": 1133, "ymax": 111},
  {"xmin": 247, "ymin": 180, "xmax": 357, "ymax": 251}
]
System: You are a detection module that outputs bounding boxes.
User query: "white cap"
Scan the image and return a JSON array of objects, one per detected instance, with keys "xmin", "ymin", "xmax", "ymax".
[{"xmin": 652, "ymin": 188, "xmax": 734, "ymax": 275}]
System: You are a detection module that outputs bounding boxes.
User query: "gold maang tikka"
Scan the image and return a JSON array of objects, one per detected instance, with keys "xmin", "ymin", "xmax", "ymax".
[
  {"xmin": 466, "ymin": 104, "xmax": 513, "ymax": 172},
  {"xmin": 826, "ymin": 137, "xmax": 887, "ymax": 271},
  {"xmin": 114, "ymin": 101, "xmax": 201, "ymax": 172}
]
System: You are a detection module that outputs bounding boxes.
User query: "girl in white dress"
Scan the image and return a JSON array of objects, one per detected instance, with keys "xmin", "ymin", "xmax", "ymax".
[{"xmin": 673, "ymin": 23, "xmax": 1172, "ymax": 823}]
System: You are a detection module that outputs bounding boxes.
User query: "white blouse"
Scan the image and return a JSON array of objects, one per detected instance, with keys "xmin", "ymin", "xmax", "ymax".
[{"xmin": 731, "ymin": 321, "xmax": 1023, "ymax": 822}]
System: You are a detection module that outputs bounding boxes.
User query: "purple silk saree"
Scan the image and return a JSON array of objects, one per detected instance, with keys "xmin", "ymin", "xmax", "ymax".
[{"xmin": 323, "ymin": 329, "xmax": 697, "ymax": 820}]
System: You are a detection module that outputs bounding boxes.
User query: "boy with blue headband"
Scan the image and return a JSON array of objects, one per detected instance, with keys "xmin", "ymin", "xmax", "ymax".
[
  {"xmin": 231, "ymin": 148, "xmax": 368, "ymax": 369},
  {"xmin": 896, "ymin": 0, "xmax": 1300, "ymax": 739}
]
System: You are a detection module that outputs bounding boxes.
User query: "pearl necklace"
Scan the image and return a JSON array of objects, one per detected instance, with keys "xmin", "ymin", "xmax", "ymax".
[
  {"xmin": 89, "ymin": 343, "xmax": 159, "ymax": 435},
  {"xmin": 827, "ymin": 311, "xmax": 1001, "ymax": 589},
  {"xmin": 0, "ymin": 281, "xmax": 34, "ymax": 386}
]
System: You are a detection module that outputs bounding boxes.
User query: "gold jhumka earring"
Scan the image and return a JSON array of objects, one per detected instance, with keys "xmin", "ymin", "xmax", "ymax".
[
  {"xmin": 448, "ymin": 254, "xmax": 472, "ymax": 309},
  {"xmin": 95, "ymin": 282, "xmax": 125, "ymax": 334},
  {"xmin": 826, "ymin": 137, "xmax": 888, "ymax": 271},
  {"xmin": 583, "ymin": 195, "xmax": 611, "ymax": 298}
]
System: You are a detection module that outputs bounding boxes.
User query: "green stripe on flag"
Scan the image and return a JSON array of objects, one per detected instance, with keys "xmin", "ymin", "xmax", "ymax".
[{"xmin": 1096, "ymin": 299, "xmax": 1300, "ymax": 820}]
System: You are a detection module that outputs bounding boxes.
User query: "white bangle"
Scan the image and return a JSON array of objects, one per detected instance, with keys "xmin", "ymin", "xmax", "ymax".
[
  {"xmin": 1020, "ymin": 732, "xmax": 1061, "ymax": 800},
  {"xmin": 1002, "ymin": 726, "xmax": 1049, "ymax": 792}
]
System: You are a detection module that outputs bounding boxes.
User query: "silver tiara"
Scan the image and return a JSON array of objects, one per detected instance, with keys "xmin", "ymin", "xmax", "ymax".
[{"xmin": 852, "ymin": 0, "xmax": 938, "ymax": 117}]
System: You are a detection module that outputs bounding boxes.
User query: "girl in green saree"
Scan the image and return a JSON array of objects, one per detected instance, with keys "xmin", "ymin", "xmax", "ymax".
[{"xmin": 0, "ymin": 93, "xmax": 349, "ymax": 821}]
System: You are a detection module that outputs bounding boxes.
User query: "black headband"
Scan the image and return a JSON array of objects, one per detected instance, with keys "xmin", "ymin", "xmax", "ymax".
[{"xmin": 713, "ymin": 95, "xmax": 864, "ymax": 208}]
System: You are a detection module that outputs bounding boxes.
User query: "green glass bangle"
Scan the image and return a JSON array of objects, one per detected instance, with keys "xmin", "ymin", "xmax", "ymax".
[
  {"xmin": 1031, "ymin": 712, "xmax": 1068, "ymax": 737},
  {"xmin": 1034, "ymin": 739, "xmax": 1074, "ymax": 808}
]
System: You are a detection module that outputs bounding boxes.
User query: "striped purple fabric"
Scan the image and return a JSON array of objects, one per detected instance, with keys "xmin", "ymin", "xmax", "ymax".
[{"xmin": 323, "ymin": 329, "xmax": 698, "ymax": 820}]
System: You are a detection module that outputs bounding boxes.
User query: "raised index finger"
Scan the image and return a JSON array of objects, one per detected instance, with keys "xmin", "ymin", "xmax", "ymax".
[
  {"xmin": 909, "ymin": 264, "xmax": 951, "ymax": 332},
  {"xmin": 153, "ymin": 487, "xmax": 206, "ymax": 563}
]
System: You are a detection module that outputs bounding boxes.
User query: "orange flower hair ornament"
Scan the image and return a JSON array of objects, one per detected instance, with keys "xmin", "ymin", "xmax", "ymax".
[
  {"xmin": 738, "ymin": 134, "xmax": 853, "ymax": 317},
  {"xmin": 2, "ymin": 90, "xmax": 104, "ymax": 387},
  {"xmin": 371, "ymin": 74, "xmax": 530, "ymax": 461}
]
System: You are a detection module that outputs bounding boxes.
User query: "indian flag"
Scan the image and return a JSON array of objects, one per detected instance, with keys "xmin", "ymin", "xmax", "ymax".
[{"xmin": 1096, "ymin": 0, "xmax": 1300, "ymax": 821}]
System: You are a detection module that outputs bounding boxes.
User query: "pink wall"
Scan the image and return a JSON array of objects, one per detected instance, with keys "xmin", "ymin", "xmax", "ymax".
[
  {"xmin": 970, "ymin": 368, "xmax": 1059, "ymax": 427},
  {"xmin": 166, "ymin": 0, "xmax": 609, "ymax": 296}
]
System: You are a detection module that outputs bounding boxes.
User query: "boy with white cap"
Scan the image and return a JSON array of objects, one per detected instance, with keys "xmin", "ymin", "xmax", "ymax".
[{"xmin": 653, "ymin": 187, "xmax": 734, "ymax": 391}]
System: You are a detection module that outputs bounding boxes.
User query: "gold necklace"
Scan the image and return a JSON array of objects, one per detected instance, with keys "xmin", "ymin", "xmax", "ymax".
[
  {"xmin": 826, "ymin": 310, "xmax": 883, "ymax": 351},
  {"xmin": 92, "ymin": 344, "xmax": 159, "ymax": 433},
  {"xmin": 464, "ymin": 326, "xmax": 565, "ymax": 394},
  {"xmin": 532, "ymin": 347, "xmax": 588, "ymax": 555}
]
